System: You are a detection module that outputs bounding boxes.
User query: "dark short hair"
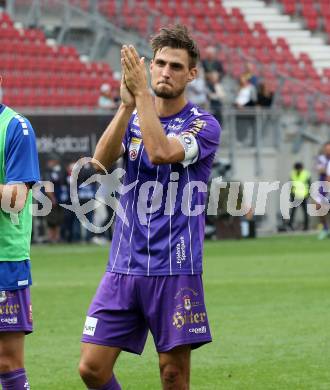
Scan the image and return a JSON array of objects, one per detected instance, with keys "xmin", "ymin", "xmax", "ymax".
[
  {"xmin": 294, "ymin": 162, "xmax": 303, "ymax": 170},
  {"xmin": 150, "ymin": 24, "xmax": 200, "ymax": 69}
]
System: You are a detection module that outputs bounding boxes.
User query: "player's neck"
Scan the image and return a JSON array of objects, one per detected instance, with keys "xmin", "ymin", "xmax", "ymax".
[{"xmin": 155, "ymin": 95, "xmax": 187, "ymax": 118}]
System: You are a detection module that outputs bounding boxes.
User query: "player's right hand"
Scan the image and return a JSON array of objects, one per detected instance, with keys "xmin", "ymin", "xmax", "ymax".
[{"xmin": 120, "ymin": 73, "xmax": 135, "ymax": 108}]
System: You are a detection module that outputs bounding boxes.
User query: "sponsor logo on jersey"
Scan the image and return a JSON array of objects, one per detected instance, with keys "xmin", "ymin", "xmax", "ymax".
[
  {"xmin": 172, "ymin": 310, "xmax": 207, "ymax": 330},
  {"xmin": 183, "ymin": 295, "xmax": 191, "ymax": 311},
  {"xmin": 131, "ymin": 128, "xmax": 142, "ymax": 137},
  {"xmin": 189, "ymin": 325, "xmax": 207, "ymax": 334},
  {"xmin": 167, "ymin": 123, "xmax": 183, "ymax": 132},
  {"xmin": 172, "ymin": 287, "xmax": 207, "ymax": 330},
  {"xmin": 129, "ymin": 137, "xmax": 142, "ymax": 161},
  {"xmin": 189, "ymin": 119, "xmax": 206, "ymax": 136},
  {"xmin": 83, "ymin": 316, "xmax": 98, "ymax": 336},
  {"xmin": 190, "ymin": 107, "xmax": 201, "ymax": 116},
  {"xmin": 0, "ymin": 291, "xmax": 7, "ymax": 303},
  {"xmin": 0, "ymin": 303, "xmax": 21, "ymax": 315},
  {"xmin": 176, "ymin": 236, "xmax": 186, "ymax": 267},
  {"xmin": 1, "ymin": 317, "xmax": 18, "ymax": 324},
  {"xmin": 18, "ymin": 279, "xmax": 29, "ymax": 287}
]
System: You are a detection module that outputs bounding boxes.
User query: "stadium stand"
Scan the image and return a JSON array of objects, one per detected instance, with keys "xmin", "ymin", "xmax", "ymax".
[
  {"xmin": 1, "ymin": 0, "xmax": 330, "ymax": 125},
  {"xmin": 87, "ymin": 0, "xmax": 330, "ymax": 124},
  {"xmin": 0, "ymin": 10, "xmax": 117, "ymax": 108}
]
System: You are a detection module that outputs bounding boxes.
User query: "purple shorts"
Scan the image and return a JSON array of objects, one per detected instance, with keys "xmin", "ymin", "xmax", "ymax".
[
  {"xmin": 0, "ymin": 288, "xmax": 33, "ymax": 334},
  {"xmin": 81, "ymin": 272, "xmax": 212, "ymax": 354}
]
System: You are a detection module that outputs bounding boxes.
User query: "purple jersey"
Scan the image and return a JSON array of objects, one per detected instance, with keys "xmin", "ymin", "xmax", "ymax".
[{"xmin": 107, "ymin": 101, "xmax": 221, "ymax": 276}]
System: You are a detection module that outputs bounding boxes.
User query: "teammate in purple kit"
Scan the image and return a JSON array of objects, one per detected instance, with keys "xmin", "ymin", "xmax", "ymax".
[
  {"xmin": 315, "ymin": 141, "xmax": 330, "ymax": 239},
  {"xmin": 0, "ymin": 76, "xmax": 40, "ymax": 390},
  {"xmin": 79, "ymin": 25, "xmax": 221, "ymax": 390}
]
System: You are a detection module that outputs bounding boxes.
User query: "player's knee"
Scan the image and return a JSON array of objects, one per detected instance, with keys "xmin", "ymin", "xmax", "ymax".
[
  {"xmin": 78, "ymin": 359, "xmax": 103, "ymax": 385},
  {"xmin": 160, "ymin": 363, "xmax": 186, "ymax": 389},
  {"xmin": 0, "ymin": 357, "xmax": 21, "ymax": 373}
]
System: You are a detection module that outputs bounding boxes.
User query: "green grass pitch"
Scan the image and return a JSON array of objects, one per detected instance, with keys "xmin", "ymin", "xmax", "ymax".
[{"xmin": 25, "ymin": 235, "xmax": 330, "ymax": 389}]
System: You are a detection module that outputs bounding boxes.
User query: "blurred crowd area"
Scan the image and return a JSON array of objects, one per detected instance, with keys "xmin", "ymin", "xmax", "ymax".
[
  {"xmin": 33, "ymin": 155, "xmax": 115, "ymax": 245},
  {"xmin": 186, "ymin": 45, "xmax": 273, "ymax": 126},
  {"xmin": 95, "ymin": 45, "xmax": 274, "ymax": 118}
]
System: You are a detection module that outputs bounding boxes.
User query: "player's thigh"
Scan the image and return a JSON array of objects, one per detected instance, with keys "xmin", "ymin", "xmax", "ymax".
[
  {"xmin": 80, "ymin": 342, "xmax": 121, "ymax": 376},
  {"xmin": 158, "ymin": 345, "xmax": 191, "ymax": 381},
  {"xmin": 0, "ymin": 332, "xmax": 25, "ymax": 372}
]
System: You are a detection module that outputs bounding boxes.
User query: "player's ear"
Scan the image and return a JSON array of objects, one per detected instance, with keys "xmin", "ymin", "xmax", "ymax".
[
  {"xmin": 150, "ymin": 59, "xmax": 154, "ymax": 72},
  {"xmin": 187, "ymin": 67, "xmax": 197, "ymax": 83}
]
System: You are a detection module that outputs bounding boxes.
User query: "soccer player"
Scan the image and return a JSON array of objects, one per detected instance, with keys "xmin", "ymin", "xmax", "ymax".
[
  {"xmin": 0, "ymin": 75, "xmax": 40, "ymax": 389},
  {"xmin": 79, "ymin": 25, "xmax": 221, "ymax": 390},
  {"xmin": 316, "ymin": 141, "xmax": 330, "ymax": 239}
]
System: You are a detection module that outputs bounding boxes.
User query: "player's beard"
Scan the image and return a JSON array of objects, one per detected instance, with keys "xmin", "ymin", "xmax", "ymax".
[{"xmin": 152, "ymin": 83, "xmax": 185, "ymax": 99}]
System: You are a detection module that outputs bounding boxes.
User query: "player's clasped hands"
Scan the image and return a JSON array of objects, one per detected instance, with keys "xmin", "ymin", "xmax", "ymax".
[{"xmin": 121, "ymin": 45, "xmax": 148, "ymax": 96}]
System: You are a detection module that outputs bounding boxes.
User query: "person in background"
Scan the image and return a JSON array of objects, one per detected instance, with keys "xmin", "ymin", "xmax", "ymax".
[
  {"xmin": 206, "ymin": 70, "xmax": 226, "ymax": 125},
  {"xmin": 241, "ymin": 62, "xmax": 258, "ymax": 88},
  {"xmin": 98, "ymin": 83, "xmax": 117, "ymax": 111},
  {"xmin": 257, "ymin": 82, "xmax": 273, "ymax": 107},
  {"xmin": 44, "ymin": 154, "xmax": 65, "ymax": 243},
  {"xmin": 201, "ymin": 46, "xmax": 225, "ymax": 80},
  {"xmin": 234, "ymin": 75, "xmax": 257, "ymax": 145},
  {"xmin": 186, "ymin": 64, "xmax": 208, "ymax": 109},
  {"xmin": 0, "ymin": 75, "xmax": 40, "ymax": 390},
  {"xmin": 235, "ymin": 75, "xmax": 257, "ymax": 109},
  {"xmin": 77, "ymin": 159, "xmax": 97, "ymax": 243},
  {"xmin": 288, "ymin": 162, "xmax": 311, "ymax": 231}
]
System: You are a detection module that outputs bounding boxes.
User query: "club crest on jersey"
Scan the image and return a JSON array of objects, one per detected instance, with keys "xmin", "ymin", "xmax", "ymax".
[
  {"xmin": 129, "ymin": 137, "xmax": 142, "ymax": 161},
  {"xmin": 183, "ymin": 295, "xmax": 191, "ymax": 311}
]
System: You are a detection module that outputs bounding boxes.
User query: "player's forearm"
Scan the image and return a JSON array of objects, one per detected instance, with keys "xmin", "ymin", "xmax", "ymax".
[
  {"xmin": 0, "ymin": 183, "xmax": 29, "ymax": 213},
  {"xmin": 93, "ymin": 103, "xmax": 134, "ymax": 169},
  {"xmin": 135, "ymin": 92, "xmax": 171, "ymax": 164}
]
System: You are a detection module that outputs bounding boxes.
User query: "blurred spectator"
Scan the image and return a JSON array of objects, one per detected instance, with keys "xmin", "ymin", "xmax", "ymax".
[
  {"xmin": 235, "ymin": 76, "xmax": 257, "ymax": 146},
  {"xmin": 91, "ymin": 171, "xmax": 117, "ymax": 245},
  {"xmin": 315, "ymin": 142, "xmax": 330, "ymax": 239},
  {"xmin": 257, "ymin": 82, "xmax": 273, "ymax": 107},
  {"xmin": 235, "ymin": 76, "xmax": 257, "ymax": 108},
  {"xmin": 0, "ymin": 0, "xmax": 6, "ymax": 11},
  {"xmin": 44, "ymin": 154, "xmax": 65, "ymax": 243},
  {"xmin": 241, "ymin": 62, "xmax": 259, "ymax": 88},
  {"xmin": 201, "ymin": 46, "xmax": 225, "ymax": 80},
  {"xmin": 186, "ymin": 64, "xmax": 208, "ymax": 109},
  {"xmin": 288, "ymin": 162, "xmax": 311, "ymax": 231},
  {"xmin": 206, "ymin": 71, "xmax": 226, "ymax": 125},
  {"xmin": 98, "ymin": 83, "xmax": 117, "ymax": 110},
  {"xmin": 77, "ymin": 159, "xmax": 97, "ymax": 242},
  {"xmin": 62, "ymin": 161, "xmax": 80, "ymax": 243}
]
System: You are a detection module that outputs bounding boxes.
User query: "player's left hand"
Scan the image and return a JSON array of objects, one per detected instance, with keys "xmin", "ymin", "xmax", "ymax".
[{"xmin": 121, "ymin": 45, "xmax": 148, "ymax": 97}]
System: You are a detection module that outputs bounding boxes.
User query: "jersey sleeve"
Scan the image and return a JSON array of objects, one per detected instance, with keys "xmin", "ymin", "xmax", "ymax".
[
  {"xmin": 121, "ymin": 115, "xmax": 134, "ymax": 154},
  {"xmin": 4, "ymin": 115, "xmax": 40, "ymax": 185},
  {"xmin": 182, "ymin": 115, "xmax": 221, "ymax": 164}
]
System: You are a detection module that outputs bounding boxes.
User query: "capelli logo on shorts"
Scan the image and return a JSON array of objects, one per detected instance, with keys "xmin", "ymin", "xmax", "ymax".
[
  {"xmin": 189, "ymin": 326, "xmax": 207, "ymax": 334},
  {"xmin": 83, "ymin": 316, "xmax": 98, "ymax": 336},
  {"xmin": 1, "ymin": 317, "xmax": 18, "ymax": 324}
]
